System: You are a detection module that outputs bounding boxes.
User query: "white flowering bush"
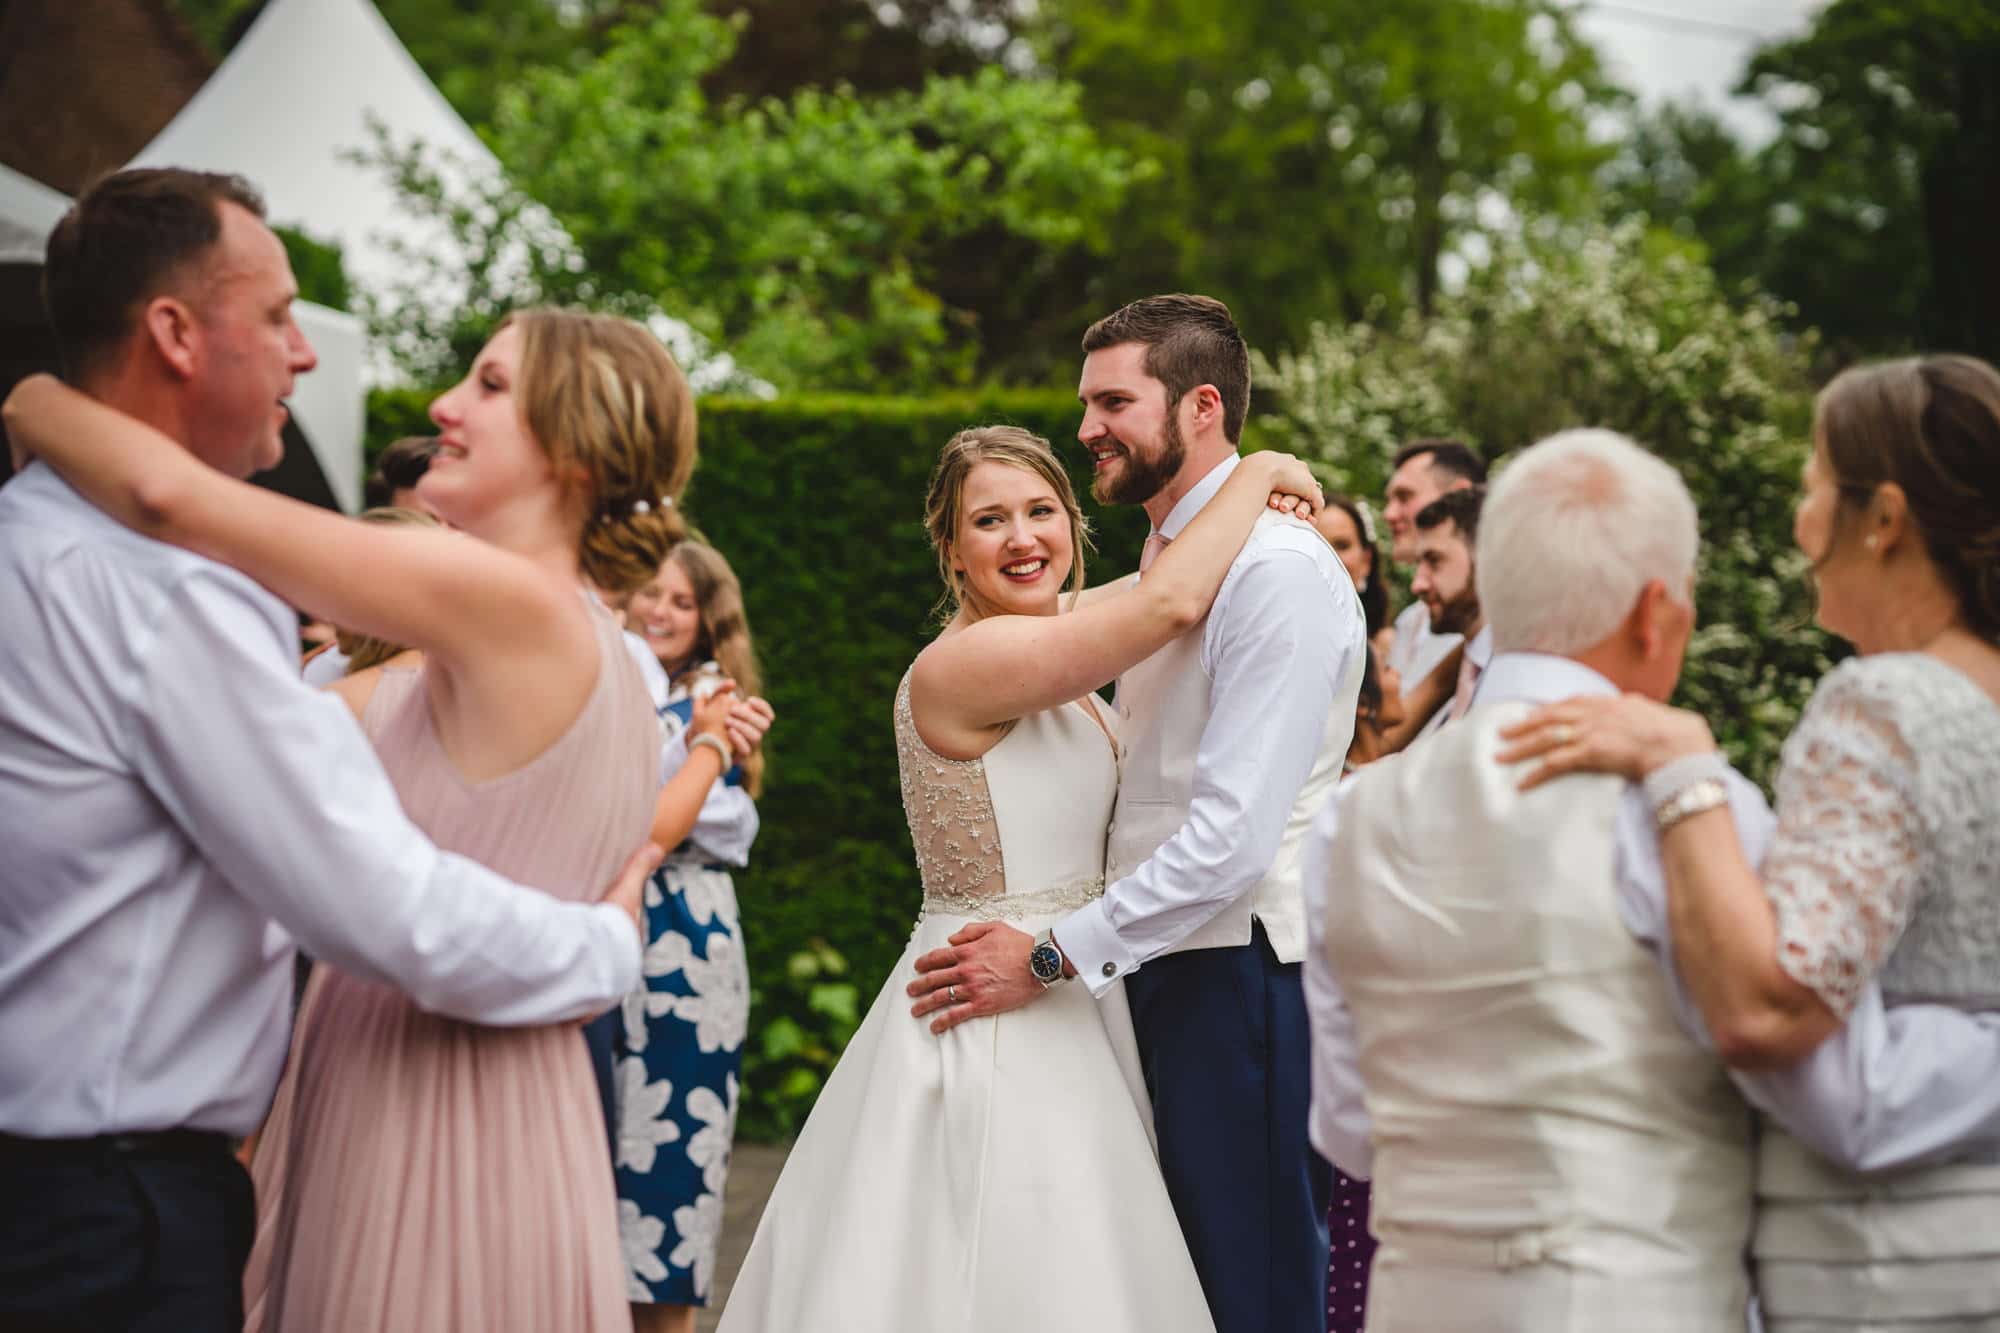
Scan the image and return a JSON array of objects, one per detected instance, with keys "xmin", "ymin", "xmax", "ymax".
[{"xmin": 1256, "ymin": 221, "xmax": 1833, "ymax": 785}]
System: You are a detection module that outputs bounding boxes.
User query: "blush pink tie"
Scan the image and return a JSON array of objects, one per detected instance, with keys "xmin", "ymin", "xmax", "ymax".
[
  {"xmin": 1449, "ymin": 650, "xmax": 1483, "ymax": 721},
  {"xmin": 1139, "ymin": 532, "xmax": 1170, "ymax": 575}
]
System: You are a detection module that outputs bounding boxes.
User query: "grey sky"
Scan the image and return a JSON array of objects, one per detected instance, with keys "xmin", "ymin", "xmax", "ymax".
[{"xmin": 1572, "ymin": 0, "xmax": 1829, "ymax": 142}]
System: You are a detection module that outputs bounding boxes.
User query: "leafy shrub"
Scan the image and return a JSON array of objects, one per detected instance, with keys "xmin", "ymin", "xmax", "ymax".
[{"xmin": 1256, "ymin": 220, "xmax": 1832, "ymax": 786}]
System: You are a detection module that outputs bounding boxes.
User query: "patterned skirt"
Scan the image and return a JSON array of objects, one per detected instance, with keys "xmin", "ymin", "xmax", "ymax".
[{"xmin": 610, "ymin": 858, "xmax": 750, "ymax": 1306}]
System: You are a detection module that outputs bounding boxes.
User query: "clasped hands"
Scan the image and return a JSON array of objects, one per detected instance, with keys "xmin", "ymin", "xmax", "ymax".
[{"xmin": 907, "ymin": 922, "xmax": 1047, "ymax": 1035}]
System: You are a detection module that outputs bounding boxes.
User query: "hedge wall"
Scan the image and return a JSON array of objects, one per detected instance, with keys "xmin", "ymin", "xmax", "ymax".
[{"xmin": 367, "ymin": 387, "xmax": 1153, "ymax": 1138}]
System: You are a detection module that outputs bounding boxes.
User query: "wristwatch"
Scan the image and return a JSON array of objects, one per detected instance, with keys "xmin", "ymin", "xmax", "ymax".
[{"xmin": 1029, "ymin": 930, "xmax": 1069, "ymax": 988}]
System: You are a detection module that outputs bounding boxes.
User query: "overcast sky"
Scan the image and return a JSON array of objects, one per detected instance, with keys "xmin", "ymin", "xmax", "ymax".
[{"xmin": 1571, "ymin": 0, "xmax": 1830, "ymax": 142}]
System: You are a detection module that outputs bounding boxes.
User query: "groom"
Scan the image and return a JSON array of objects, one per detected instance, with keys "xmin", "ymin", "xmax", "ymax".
[{"xmin": 913, "ymin": 294, "xmax": 1364, "ymax": 1333}]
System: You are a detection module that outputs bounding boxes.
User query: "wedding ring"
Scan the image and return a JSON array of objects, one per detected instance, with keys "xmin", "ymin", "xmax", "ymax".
[
  {"xmin": 948, "ymin": 985, "xmax": 960, "ymax": 1004},
  {"xmin": 1551, "ymin": 724, "xmax": 1575, "ymax": 746}
]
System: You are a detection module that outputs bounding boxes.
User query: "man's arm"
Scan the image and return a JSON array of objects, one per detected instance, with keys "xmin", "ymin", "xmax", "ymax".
[
  {"xmin": 129, "ymin": 568, "xmax": 642, "ymax": 1025},
  {"xmin": 1617, "ymin": 782, "xmax": 2000, "ymax": 1173},
  {"xmin": 1301, "ymin": 794, "xmax": 1374, "ymax": 1179},
  {"xmin": 1057, "ymin": 536, "xmax": 1356, "ymax": 993}
]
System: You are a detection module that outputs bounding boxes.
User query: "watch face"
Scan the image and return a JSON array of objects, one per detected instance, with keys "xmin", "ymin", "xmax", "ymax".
[{"xmin": 1030, "ymin": 942, "xmax": 1063, "ymax": 982}]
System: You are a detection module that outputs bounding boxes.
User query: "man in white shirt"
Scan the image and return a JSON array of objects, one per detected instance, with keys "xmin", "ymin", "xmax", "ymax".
[
  {"xmin": 1300, "ymin": 429, "xmax": 2000, "ymax": 1331},
  {"xmin": 1381, "ymin": 438, "xmax": 1485, "ymax": 687},
  {"xmin": 0, "ymin": 167, "xmax": 649, "ymax": 1333},
  {"xmin": 915, "ymin": 294, "xmax": 1365, "ymax": 1333}
]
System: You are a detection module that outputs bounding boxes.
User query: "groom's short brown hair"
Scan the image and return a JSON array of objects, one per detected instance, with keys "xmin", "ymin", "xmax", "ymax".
[{"xmin": 1082, "ymin": 294, "xmax": 1251, "ymax": 444}]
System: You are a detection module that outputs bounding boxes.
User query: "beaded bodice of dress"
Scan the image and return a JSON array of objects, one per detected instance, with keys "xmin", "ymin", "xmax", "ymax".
[
  {"xmin": 893, "ymin": 671, "xmax": 1117, "ymax": 918},
  {"xmin": 1766, "ymin": 653, "xmax": 2000, "ymax": 1011}
]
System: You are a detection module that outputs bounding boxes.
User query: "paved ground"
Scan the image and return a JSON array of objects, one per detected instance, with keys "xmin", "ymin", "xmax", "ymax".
[{"xmin": 696, "ymin": 1141, "xmax": 788, "ymax": 1332}]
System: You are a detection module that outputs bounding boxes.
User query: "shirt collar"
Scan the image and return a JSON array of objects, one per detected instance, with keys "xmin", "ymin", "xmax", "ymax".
[
  {"xmin": 1154, "ymin": 454, "xmax": 1240, "ymax": 542},
  {"xmin": 1476, "ymin": 650, "xmax": 1620, "ymax": 708},
  {"xmin": 1465, "ymin": 623, "xmax": 1495, "ymax": 668}
]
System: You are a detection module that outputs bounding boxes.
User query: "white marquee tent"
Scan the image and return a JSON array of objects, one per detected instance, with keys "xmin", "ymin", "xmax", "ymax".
[
  {"xmin": 131, "ymin": 0, "xmax": 498, "ymax": 305},
  {"xmin": 129, "ymin": 0, "xmax": 751, "ymax": 403}
]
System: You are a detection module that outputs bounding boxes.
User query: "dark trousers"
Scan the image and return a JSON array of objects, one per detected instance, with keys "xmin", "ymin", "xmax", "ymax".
[
  {"xmin": 0, "ymin": 1133, "xmax": 253, "ymax": 1333},
  {"xmin": 1125, "ymin": 922, "xmax": 1333, "ymax": 1333}
]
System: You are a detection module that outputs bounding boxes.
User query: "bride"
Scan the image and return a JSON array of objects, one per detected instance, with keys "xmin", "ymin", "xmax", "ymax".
[{"xmin": 718, "ymin": 425, "xmax": 1320, "ymax": 1331}]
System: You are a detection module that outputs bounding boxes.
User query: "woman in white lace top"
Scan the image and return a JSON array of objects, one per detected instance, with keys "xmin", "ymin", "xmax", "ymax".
[{"xmin": 1498, "ymin": 353, "xmax": 2000, "ymax": 1331}]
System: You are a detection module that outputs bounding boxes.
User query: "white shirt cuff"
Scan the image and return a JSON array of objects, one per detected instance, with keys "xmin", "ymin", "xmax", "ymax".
[{"xmin": 1054, "ymin": 898, "xmax": 1139, "ymax": 997}]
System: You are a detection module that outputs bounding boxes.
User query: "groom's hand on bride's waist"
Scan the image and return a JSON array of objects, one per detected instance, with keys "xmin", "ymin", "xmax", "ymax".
[{"xmin": 908, "ymin": 921, "xmax": 1049, "ymax": 1034}]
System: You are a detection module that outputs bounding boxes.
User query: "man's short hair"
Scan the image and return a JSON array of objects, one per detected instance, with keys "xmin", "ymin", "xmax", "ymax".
[
  {"xmin": 1081, "ymin": 294, "xmax": 1252, "ymax": 443},
  {"xmin": 42, "ymin": 167, "xmax": 267, "ymax": 379},
  {"xmin": 1414, "ymin": 484, "xmax": 1485, "ymax": 546},
  {"xmin": 1392, "ymin": 438, "xmax": 1488, "ymax": 486},
  {"xmin": 1477, "ymin": 429, "xmax": 1698, "ymax": 656},
  {"xmin": 363, "ymin": 436, "xmax": 438, "ymax": 508}
]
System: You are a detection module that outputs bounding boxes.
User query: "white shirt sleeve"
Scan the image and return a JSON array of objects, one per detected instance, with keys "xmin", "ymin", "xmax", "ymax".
[
  {"xmin": 1056, "ymin": 542, "xmax": 1353, "ymax": 992},
  {"xmin": 1615, "ymin": 777, "xmax": 2000, "ymax": 1173},
  {"xmin": 129, "ymin": 569, "xmax": 642, "ymax": 1025},
  {"xmin": 657, "ymin": 730, "xmax": 762, "ymax": 867},
  {"xmin": 1302, "ymin": 788, "xmax": 1374, "ymax": 1179}
]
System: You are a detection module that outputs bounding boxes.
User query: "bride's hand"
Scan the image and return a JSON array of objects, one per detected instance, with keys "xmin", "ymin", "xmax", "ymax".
[
  {"xmin": 1495, "ymin": 693, "xmax": 1716, "ymax": 790},
  {"xmin": 1250, "ymin": 450, "xmax": 1324, "ymax": 521}
]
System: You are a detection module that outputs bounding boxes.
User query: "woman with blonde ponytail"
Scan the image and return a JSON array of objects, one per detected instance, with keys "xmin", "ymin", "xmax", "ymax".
[{"xmin": 8, "ymin": 306, "xmax": 710, "ymax": 1332}]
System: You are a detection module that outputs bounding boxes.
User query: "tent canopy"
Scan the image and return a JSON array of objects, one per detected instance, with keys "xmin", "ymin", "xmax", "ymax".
[{"xmin": 132, "ymin": 0, "xmax": 496, "ymax": 301}]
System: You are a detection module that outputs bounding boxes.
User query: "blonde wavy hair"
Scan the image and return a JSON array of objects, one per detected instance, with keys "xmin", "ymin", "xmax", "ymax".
[
  {"xmin": 923, "ymin": 425, "xmax": 1092, "ymax": 623},
  {"xmin": 661, "ymin": 540, "xmax": 767, "ymax": 797},
  {"xmin": 335, "ymin": 506, "xmax": 443, "ymax": 673},
  {"xmin": 501, "ymin": 307, "xmax": 696, "ymax": 595}
]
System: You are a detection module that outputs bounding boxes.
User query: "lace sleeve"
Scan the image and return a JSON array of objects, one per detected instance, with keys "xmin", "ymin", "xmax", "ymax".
[{"xmin": 1763, "ymin": 664, "xmax": 1927, "ymax": 1017}]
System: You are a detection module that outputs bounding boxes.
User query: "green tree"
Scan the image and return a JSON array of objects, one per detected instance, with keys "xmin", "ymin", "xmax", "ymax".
[
  {"xmin": 1032, "ymin": 0, "xmax": 1623, "ymax": 359},
  {"xmin": 1258, "ymin": 220, "xmax": 1827, "ymax": 787},
  {"xmin": 1602, "ymin": 0, "xmax": 2000, "ymax": 366},
  {"xmin": 363, "ymin": 0, "xmax": 1145, "ymax": 391}
]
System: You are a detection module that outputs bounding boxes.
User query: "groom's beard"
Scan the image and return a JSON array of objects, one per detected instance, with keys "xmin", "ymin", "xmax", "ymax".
[{"xmin": 1093, "ymin": 412, "xmax": 1187, "ymax": 506}]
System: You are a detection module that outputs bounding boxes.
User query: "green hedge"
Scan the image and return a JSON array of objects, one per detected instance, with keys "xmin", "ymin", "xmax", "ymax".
[{"xmin": 368, "ymin": 387, "xmax": 1150, "ymax": 1138}]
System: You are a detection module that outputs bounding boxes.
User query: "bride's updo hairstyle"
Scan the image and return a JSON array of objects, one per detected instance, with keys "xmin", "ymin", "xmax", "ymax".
[
  {"xmin": 503, "ymin": 307, "xmax": 695, "ymax": 595},
  {"xmin": 1815, "ymin": 353, "xmax": 2000, "ymax": 641},
  {"xmin": 923, "ymin": 425, "xmax": 1093, "ymax": 622}
]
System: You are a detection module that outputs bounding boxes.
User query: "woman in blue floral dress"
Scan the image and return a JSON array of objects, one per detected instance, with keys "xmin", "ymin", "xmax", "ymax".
[{"xmin": 612, "ymin": 540, "xmax": 771, "ymax": 1333}]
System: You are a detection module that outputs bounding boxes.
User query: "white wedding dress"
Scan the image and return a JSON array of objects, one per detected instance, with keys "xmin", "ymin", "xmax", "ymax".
[{"xmin": 717, "ymin": 674, "xmax": 1215, "ymax": 1333}]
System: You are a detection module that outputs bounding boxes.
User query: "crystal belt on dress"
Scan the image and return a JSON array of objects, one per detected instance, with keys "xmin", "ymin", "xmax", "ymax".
[{"xmin": 918, "ymin": 874, "xmax": 1106, "ymax": 922}]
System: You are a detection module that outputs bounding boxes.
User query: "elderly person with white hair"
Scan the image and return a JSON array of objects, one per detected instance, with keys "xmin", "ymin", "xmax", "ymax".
[
  {"xmin": 1298, "ymin": 428, "xmax": 2000, "ymax": 1333},
  {"xmin": 1496, "ymin": 359, "xmax": 2000, "ymax": 1330}
]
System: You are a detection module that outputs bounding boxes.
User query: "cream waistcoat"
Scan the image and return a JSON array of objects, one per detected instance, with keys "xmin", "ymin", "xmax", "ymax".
[{"xmin": 1323, "ymin": 700, "xmax": 1754, "ymax": 1330}]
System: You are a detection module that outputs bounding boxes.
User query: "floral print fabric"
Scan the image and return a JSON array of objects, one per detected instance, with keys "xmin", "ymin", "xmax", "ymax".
[{"xmin": 613, "ymin": 857, "xmax": 748, "ymax": 1305}]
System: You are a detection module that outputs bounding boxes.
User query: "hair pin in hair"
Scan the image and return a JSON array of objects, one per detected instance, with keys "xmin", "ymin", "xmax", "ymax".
[
  {"xmin": 1355, "ymin": 497, "xmax": 1379, "ymax": 546},
  {"xmin": 621, "ymin": 495, "xmax": 675, "ymax": 519}
]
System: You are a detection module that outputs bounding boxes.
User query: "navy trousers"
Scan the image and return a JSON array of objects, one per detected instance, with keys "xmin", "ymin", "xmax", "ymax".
[
  {"xmin": 0, "ymin": 1133, "xmax": 254, "ymax": 1333},
  {"xmin": 1125, "ymin": 922, "xmax": 1332, "ymax": 1333}
]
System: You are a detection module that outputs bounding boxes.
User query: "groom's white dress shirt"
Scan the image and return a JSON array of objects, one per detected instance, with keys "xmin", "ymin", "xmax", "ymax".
[
  {"xmin": 1303, "ymin": 651, "xmax": 2000, "ymax": 1180},
  {"xmin": 1057, "ymin": 454, "xmax": 1363, "ymax": 990},
  {"xmin": 0, "ymin": 464, "xmax": 641, "ymax": 1140}
]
